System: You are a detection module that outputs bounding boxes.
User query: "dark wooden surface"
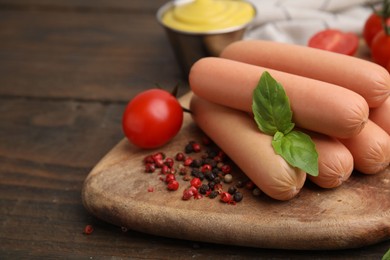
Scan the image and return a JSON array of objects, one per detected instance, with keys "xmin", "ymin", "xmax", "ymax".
[{"xmin": 0, "ymin": 1, "xmax": 389, "ymax": 258}]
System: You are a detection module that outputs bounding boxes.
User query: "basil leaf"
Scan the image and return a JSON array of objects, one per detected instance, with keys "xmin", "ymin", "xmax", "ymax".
[
  {"xmin": 252, "ymin": 71, "xmax": 295, "ymax": 135},
  {"xmin": 382, "ymin": 248, "xmax": 390, "ymax": 260},
  {"xmin": 272, "ymin": 130, "xmax": 319, "ymax": 177}
]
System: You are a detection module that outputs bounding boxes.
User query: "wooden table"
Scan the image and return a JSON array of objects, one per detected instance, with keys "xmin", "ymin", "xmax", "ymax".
[{"xmin": 0, "ymin": 0, "xmax": 389, "ymax": 258}]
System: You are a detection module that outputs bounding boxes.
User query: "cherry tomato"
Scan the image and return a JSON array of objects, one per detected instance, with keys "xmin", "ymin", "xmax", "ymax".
[
  {"xmin": 363, "ymin": 13, "xmax": 383, "ymax": 48},
  {"xmin": 371, "ymin": 30, "xmax": 390, "ymax": 67},
  {"xmin": 308, "ymin": 29, "xmax": 359, "ymax": 56},
  {"xmin": 122, "ymin": 89, "xmax": 183, "ymax": 149}
]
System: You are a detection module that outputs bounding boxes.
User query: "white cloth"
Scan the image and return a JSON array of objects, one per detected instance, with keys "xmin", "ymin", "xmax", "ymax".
[{"xmin": 245, "ymin": 0, "xmax": 375, "ymax": 45}]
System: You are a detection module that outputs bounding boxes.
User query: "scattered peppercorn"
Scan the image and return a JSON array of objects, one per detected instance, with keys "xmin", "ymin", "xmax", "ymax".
[
  {"xmin": 208, "ymin": 190, "xmax": 218, "ymax": 199},
  {"xmin": 175, "ymin": 152, "xmax": 185, "ymax": 161},
  {"xmin": 233, "ymin": 191, "xmax": 243, "ymax": 202},
  {"xmin": 228, "ymin": 186, "xmax": 237, "ymax": 195},
  {"xmin": 252, "ymin": 188, "xmax": 262, "ymax": 197},
  {"xmin": 190, "ymin": 177, "xmax": 202, "ymax": 189},
  {"xmin": 167, "ymin": 180, "xmax": 179, "ymax": 191},
  {"xmin": 224, "ymin": 174, "xmax": 233, "ymax": 183},
  {"xmin": 199, "ymin": 184, "xmax": 210, "ymax": 195},
  {"xmin": 83, "ymin": 224, "xmax": 94, "ymax": 235},
  {"xmin": 141, "ymin": 138, "xmax": 260, "ymax": 205}
]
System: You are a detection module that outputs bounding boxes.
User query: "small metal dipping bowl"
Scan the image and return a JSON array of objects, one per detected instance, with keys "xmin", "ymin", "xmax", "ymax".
[{"xmin": 156, "ymin": 1, "xmax": 256, "ymax": 78}]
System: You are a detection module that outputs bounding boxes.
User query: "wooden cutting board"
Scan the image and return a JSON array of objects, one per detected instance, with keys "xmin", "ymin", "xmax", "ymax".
[{"xmin": 82, "ymin": 92, "xmax": 390, "ymax": 250}]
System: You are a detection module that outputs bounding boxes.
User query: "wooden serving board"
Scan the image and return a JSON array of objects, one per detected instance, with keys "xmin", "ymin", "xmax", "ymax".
[{"xmin": 82, "ymin": 92, "xmax": 390, "ymax": 250}]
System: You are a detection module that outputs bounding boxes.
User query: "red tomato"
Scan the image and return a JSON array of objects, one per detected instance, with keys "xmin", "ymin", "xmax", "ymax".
[
  {"xmin": 371, "ymin": 30, "xmax": 390, "ymax": 67},
  {"xmin": 308, "ymin": 29, "xmax": 359, "ymax": 56},
  {"xmin": 122, "ymin": 89, "xmax": 183, "ymax": 149},
  {"xmin": 363, "ymin": 13, "xmax": 383, "ymax": 48}
]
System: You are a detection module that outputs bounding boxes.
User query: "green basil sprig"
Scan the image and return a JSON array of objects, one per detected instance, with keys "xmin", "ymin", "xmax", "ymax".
[{"xmin": 252, "ymin": 71, "xmax": 319, "ymax": 177}]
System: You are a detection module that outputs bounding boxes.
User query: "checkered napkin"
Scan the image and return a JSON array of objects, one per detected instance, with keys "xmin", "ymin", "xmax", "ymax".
[{"xmin": 245, "ymin": 0, "xmax": 375, "ymax": 45}]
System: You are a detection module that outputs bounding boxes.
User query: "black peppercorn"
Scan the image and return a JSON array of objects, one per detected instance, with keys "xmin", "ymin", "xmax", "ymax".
[
  {"xmin": 185, "ymin": 143, "xmax": 193, "ymax": 154},
  {"xmin": 233, "ymin": 191, "xmax": 243, "ymax": 202},
  {"xmin": 208, "ymin": 190, "xmax": 218, "ymax": 199},
  {"xmin": 199, "ymin": 184, "xmax": 209, "ymax": 195},
  {"xmin": 190, "ymin": 159, "xmax": 202, "ymax": 168},
  {"xmin": 208, "ymin": 181, "xmax": 216, "ymax": 190},
  {"xmin": 228, "ymin": 186, "xmax": 237, "ymax": 195}
]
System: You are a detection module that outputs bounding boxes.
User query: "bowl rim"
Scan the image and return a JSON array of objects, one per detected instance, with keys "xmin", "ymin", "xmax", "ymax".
[{"xmin": 156, "ymin": 0, "xmax": 257, "ymax": 36}]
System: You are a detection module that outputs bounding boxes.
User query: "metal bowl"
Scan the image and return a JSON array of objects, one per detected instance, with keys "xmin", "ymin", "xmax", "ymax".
[{"xmin": 156, "ymin": 1, "xmax": 256, "ymax": 78}]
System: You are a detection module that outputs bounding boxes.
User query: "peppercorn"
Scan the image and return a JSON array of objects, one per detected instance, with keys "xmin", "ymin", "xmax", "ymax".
[
  {"xmin": 201, "ymin": 164, "xmax": 212, "ymax": 173},
  {"xmin": 185, "ymin": 143, "xmax": 193, "ymax": 154},
  {"xmin": 224, "ymin": 174, "xmax": 233, "ymax": 183},
  {"xmin": 183, "ymin": 157, "xmax": 193, "ymax": 166},
  {"xmin": 167, "ymin": 180, "xmax": 179, "ymax": 191},
  {"xmin": 246, "ymin": 180, "xmax": 255, "ymax": 190},
  {"xmin": 164, "ymin": 157, "xmax": 174, "ymax": 168},
  {"xmin": 221, "ymin": 164, "xmax": 232, "ymax": 174},
  {"xmin": 208, "ymin": 181, "xmax": 216, "ymax": 190},
  {"xmin": 235, "ymin": 180, "xmax": 246, "ymax": 188},
  {"xmin": 165, "ymin": 173, "xmax": 176, "ymax": 183},
  {"xmin": 228, "ymin": 186, "xmax": 237, "ymax": 195},
  {"xmin": 205, "ymin": 171, "xmax": 216, "ymax": 181},
  {"xmin": 199, "ymin": 184, "xmax": 210, "ymax": 195},
  {"xmin": 144, "ymin": 163, "xmax": 156, "ymax": 173},
  {"xmin": 190, "ymin": 177, "xmax": 202, "ymax": 189},
  {"xmin": 233, "ymin": 191, "xmax": 243, "ymax": 202},
  {"xmin": 83, "ymin": 224, "xmax": 94, "ymax": 235},
  {"xmin": 190, "ymin": 159, "xmax": 202, "ymax": 168},
  {"xmin": 252, "ymin": 188, "xmax": 262, "ymax": 197},
  {"xmin": 220, "ymin": 192, "xmax": 232, "ymax": 203},
  {"xmin": 213, "ymin": 177, "xmax": 221, "ymax": 184},
  {"xmin": 208, "ymin": 190, "xmax": 218, "ymax": 199},
  {"xmin": 192, "ymin": 142, "xmax": 201, "ymax": 153},
  {"xmin": 144, "ymin": 155, "xmax": 154, "ymax": 164},
  {"xmin": 175, "ymin": 152, "xmax": 185, "ymax": 161},
  {"xmin": 160, "ymin": 165, "xmax": 171, "ymax": 175}
]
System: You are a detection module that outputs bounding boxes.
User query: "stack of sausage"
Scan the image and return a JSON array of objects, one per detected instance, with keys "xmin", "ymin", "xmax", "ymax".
[{"xmin": 189, "ymin": 40, "xmax": 390, "ymax": 201}]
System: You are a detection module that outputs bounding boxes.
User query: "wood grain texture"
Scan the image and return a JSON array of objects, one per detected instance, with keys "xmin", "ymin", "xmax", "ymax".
[
  {"xmin": 1, "ymin": 0, "xmax": 389, "ymax": 258},
  {"xmin": 82, "ymin": 93, "xmax": 390, "ymax": 250}
]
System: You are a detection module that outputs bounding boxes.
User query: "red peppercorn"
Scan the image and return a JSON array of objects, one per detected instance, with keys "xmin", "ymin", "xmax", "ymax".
[
  {"xmin": 183, "ymin": 157, "xmax": 193, "ymax": 166},
  {"xmin": 245, "ymin": 180, "xmax": 255, "ymax": 190},
  {"xmin": 143, "ymin": 155, "xmax": 154, "ymax": 164},
  {"xmin": 182, "ymin": 186, "xmax": 198, "ymax": 200},
  {"xmin": 192, "ymin": 142, "xmax": 201, "ymax": 153},
  {"xmin": 164, "ymin": 157, "xmax": 174, "ymax": 168},
  {"xmin": 154, "ymin": 158, "xmax": 164, "ymax": 168},
  {"xmin": 221, "ymin": 164, "xmax": 231, "ymax": 174},
  {"xmin": 213, "ymin": 183, "xmax": 223, "ymax": 193},
  {"xmin": 144, "ymin": 163, "xmax": 156, "ymax": 173},
  {"xmin": 220, "ymin": 192, "xmax": 233, "ymax": 203},
  {"xmin": 201, "ymin": 164, "xmax": 212, "ymax": 173},
  {"xmin": 190, "ymin": 177, "xmax": 202, "ymax": 189},
  {"xmin": 83, "ymin": 224, "xmax": 94, "ymax": 235},
  {"xmin": 175, "ymin": 152, "xmax": 185, "ymax": 161},
  {"xmin": 167, "ymin": 180, "xmax": 179, "ymax": 191},
  {"xmin": 160, "ymin": 165, "xmax": 171, "ymax": 175},
  {"xmin": 165, "ymin": 173, "xmax": 176, "ymax": 183},
  {"xmin": 152, "ymin": 152, "xmax": 164, "ymax": 161}
]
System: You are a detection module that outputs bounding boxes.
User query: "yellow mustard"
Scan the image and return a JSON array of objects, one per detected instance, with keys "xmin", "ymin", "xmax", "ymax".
[{"xmin": 162, "ymin": 0, "xmax": 255, "ymax": 33}]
